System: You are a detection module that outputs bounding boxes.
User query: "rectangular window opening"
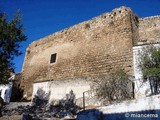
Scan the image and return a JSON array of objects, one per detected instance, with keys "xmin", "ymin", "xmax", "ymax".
[{"xmin": 50, "ymin": 53, "xmax": 57, "ymax": 63}]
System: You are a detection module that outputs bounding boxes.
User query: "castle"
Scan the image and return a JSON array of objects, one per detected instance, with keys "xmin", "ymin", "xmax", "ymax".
[{"xmin": 19, "ymin": 6, "xmax": 160, "ymax": 104}]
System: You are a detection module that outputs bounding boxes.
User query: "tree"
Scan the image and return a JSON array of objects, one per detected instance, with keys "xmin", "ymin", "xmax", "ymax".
[
  {"xmin": 0, "ymin": 10, "xmax": 26, "ymax": 84},
  {"xmin": 92, "ymin": 70, "xmax": 133, "ymax": 105},
  {"xmin": 139, "ymin": 45, "xmax": 160, "ymax": 95}
]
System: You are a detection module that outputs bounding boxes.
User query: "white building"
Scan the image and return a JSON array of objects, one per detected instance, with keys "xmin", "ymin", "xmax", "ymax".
[
  {"xmin": 133, "ymin": 43, "xmax": 160, "ymax": 98},
  {"xmin": 0, "ymin": 74, "xmax": 15, "ymax": 103}
]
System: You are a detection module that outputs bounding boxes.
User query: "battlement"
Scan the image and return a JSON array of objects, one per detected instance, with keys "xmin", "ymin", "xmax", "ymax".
[
  {"xmin": 140, "ymin": 15, "xmax": 160, "ymax": 20},
  {"xmin": 28, "ymin": 6, "xmax": 138, "ymax": 49}
]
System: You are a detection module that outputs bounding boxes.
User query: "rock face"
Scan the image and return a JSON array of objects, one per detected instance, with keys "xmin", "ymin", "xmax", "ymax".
[{"xmin": 20, "ymin": 6, "xmax": 160, "ymax": 99}]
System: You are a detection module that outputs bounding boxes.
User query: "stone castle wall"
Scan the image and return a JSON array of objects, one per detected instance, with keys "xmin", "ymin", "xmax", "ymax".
[
  {"xmin": 138, "ymin": 16, "xmax": 160, "ymax": 44},
  {"xmin": 21, "ymin": 6, "xmax": 138, "ymax": 98}
]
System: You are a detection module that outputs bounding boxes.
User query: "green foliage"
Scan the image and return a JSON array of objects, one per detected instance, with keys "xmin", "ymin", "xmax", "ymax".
[
  {"xmin": 140, "ymin": 46, "xmax": 160, "ymax": 78},
  {"xmin": 0, "ymin": 10, "xmax": 26, "ymax": 84},
  {"xmin": 85, "ymin": 23, "xmax": 90, "ymax": 29},
  {"xmin": 92, "ymin": 70, "xmax": 133, "ymax": 104}
]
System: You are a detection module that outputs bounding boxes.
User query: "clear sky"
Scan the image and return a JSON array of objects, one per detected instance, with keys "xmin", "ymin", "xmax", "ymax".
[{"xmin": 1, "ymin": 0, "xmax": 160, "ymax": 73}]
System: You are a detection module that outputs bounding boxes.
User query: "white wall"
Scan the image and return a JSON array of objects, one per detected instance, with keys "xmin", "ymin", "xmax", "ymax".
[
  {"xmin": 32, "ymin": 44, "xmax": 160, "ymax": 106},
  {"xmin": 133, "ymin": 44, "xmax": 160, "ymax": 98},
  {"xmin": 32, "ymin": 78, "xmax": 91, "ymax": 104},
  {"xmin": 99, "ymin": 94, "xmax": 160, "ymax": 114},
  {"xmin": 0, "ymin": 83, "xmax": 12, "ymax": 103}
]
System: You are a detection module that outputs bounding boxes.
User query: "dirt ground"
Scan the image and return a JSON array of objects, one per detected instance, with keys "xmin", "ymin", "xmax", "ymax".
[
  {"xmin": 0, "ymin": 115, "xmax": 21, "ymax": 120},
  {"xmin": 0, "ymin": 115, "xmax": 64, "ymax": 120},
  {"xmin": 0, "ymin": 102, "xmax": 28, "ymax": 120},
  {"xmin": 0, "ymin": 102, "xmax": 78, "ymax": 120}
]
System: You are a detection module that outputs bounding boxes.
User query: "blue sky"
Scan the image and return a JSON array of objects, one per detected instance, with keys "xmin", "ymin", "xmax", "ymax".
[{"xmin": 1, "ymin": 0, "xmax": 160, "ymax": 73}]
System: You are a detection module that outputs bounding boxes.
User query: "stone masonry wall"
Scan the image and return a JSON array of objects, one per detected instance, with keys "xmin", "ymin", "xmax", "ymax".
[
  {"xmin": 138, "ymin": 16, "xmax": 160, "ymax": 44},
  {"xmin": 21, "ymin": 6, "xmax": 138, "ymax": 99}
]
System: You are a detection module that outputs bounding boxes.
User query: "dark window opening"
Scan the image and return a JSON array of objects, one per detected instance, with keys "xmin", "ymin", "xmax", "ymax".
[{"xmin": 50, "ymin": 53, "xmax": 57, "ymax": 63}]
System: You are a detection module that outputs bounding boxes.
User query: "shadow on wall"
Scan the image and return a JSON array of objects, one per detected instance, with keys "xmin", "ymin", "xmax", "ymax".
[
  {"xmin": 31, "ymin": 89, "xmax": 80, "ymax": 118},
  {"xmin": 77, "ymin": 109, "xmax": 103, "ymax": 120},
  {"xmin": 10, "ymin": 84, "xmax": 24, "ymax": 102},
  {"xmin": 32, "ymin": 88, "xmax": 50, "ymax": 107},
  {"xmin": 147, "ymin": 76, "xmax": 160, "ymax": 96}
]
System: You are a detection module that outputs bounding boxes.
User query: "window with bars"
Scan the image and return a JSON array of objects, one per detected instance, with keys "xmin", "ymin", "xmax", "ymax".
[{"xmin": 50, "ymin": 53, "xmax": 57, "ymax": 63}]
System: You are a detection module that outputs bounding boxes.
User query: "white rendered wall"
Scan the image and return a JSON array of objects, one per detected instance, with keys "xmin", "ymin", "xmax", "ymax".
[
  {"xmin": 32, "ymin": 78, "xmax": 91, "ymax": 103},
  {"xmin": 99, "ymin": 94, "xmax": 160, "ymax": 114},
  {"xmin": 133, "ymin": 44, "xmax": 160, "ymax": 98},
  {"xmin": 0, "ymin": 83, "xmax": 12, "ymax": 103}
]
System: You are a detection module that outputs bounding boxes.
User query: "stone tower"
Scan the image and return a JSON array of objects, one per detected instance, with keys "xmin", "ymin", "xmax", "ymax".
[{"xmin": 21, "ymin": 6, "xmax": 139, "ymax": 99}]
